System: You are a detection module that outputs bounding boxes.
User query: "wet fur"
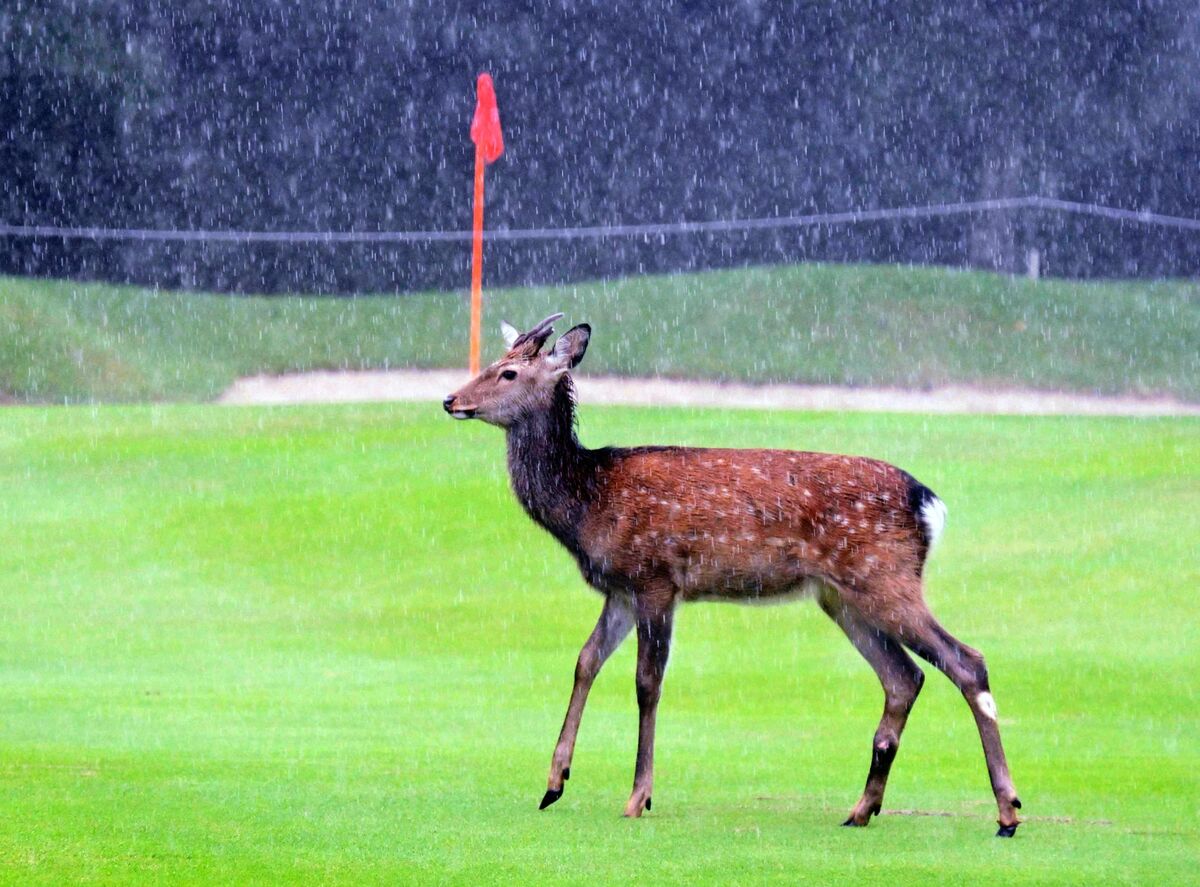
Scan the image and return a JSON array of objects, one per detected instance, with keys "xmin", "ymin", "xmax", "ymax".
[
  {"xmin": 446, "ymin": 321, "xmax": 1021, "ymax": 834},
  {"xmin": 507, "ymin": 378, "xmax": 930, "ymax": 606}
]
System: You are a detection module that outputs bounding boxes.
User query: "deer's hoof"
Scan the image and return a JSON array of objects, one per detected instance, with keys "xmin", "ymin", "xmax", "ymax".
[
  {"xmin": 622, "ymin": 792, "xmax": 650, "ymax": 817},
  {"xmin": 996, "ymin": 823, "xmax": 1019, "ymax": 838},
  {"xmin": 841, "ymin": 817, "xmax": 868, "ymax": 827},
  {"xmin": 539, "ymin": 788, "xmax": 563, "ymax": 810}
]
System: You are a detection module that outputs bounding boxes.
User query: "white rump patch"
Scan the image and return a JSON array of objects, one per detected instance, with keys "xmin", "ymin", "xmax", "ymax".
[
  {"xmin": 920, "ymin": 496, "xmax": 948, "ymax": 549},
  {"xmin": 976, "ymin": 691, "xmax": 998, "ymax": 720}
]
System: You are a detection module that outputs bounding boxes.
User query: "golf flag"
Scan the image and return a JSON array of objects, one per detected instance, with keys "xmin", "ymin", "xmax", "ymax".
[
  {"xmin": 468, "ymin": 73, "xmax": 504, "ymax": 374},
  {"xmin": 471, "ymin": 73, "xmax": 504, "ymax": 163}
]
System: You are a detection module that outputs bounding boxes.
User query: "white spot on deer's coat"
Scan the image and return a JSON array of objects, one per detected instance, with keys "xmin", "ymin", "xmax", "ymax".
[{"xmin": 977, "ymin": 691, "xmax": 998, "ymax": 720}]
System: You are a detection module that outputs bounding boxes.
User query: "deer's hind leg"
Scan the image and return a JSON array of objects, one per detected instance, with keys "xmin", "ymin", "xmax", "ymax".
[
  {"xmin": 819, "ymin": 587, "xmax": 925, "ymax": 827},
  {"xmin": 852, "ymin": 578, "xmax": 1022, "ymax": 836}
]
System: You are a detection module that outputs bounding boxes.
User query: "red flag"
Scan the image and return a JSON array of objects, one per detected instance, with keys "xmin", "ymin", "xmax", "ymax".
[{"xmin": 470, "ymin": 73, "xmax": 504, "ymax": 164}]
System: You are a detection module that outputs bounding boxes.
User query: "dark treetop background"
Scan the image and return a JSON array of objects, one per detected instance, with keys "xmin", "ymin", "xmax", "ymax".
[{"xmin": 3, "ymin": 0, "xmax": 1198, "ymax": 294}]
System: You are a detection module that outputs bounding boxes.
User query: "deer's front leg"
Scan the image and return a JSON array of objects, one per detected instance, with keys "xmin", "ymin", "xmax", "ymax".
[
  {"xmin": 623, "ymin": 591, "xmax": 676, "ymax": 818},
  {"xmin": 540, "ymin": 594, "xmax": 633, "ymax": 810}
]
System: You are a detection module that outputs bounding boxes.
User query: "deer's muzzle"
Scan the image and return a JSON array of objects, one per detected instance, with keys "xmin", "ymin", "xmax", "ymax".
[{"xmin": 443, "ymin": 394, "xmax": 476, "ymax": 419}]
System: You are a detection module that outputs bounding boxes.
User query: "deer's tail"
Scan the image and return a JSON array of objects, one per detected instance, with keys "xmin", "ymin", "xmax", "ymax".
[{"xmin": 905, "ymin": 474, "xmax": 947, "ymax": 553}]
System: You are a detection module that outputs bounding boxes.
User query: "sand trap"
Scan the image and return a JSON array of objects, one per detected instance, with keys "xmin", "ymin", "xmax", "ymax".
[{"xmin": 216, "ymin": 369, "xmax": 1200, "ymax": 416}]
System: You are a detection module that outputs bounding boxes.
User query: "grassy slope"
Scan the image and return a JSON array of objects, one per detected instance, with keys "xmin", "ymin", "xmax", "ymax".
[
  {"xmin": 1, "ymin": 265, "xmax": 1197, "ymax": 403},
  {"xmin": 0, "ymin": 402, "xmax": 1196, "ymax": 884}
]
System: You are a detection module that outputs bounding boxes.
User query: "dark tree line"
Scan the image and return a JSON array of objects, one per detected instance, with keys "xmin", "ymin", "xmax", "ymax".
[{"xmin": 2, "ymin": 0, "xmax": 1198, "ymax": 294}]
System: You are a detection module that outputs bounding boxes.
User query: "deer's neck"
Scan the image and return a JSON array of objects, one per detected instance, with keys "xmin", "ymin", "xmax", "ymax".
[{"xmin": 505, "ymin": 378, "xmax": 597, "ymax": 549}]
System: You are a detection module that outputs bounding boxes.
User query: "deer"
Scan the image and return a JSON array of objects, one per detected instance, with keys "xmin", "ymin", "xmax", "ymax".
[{"xmin": 442, "ymin": 313, "xmax": 1022, "ymax": 837}]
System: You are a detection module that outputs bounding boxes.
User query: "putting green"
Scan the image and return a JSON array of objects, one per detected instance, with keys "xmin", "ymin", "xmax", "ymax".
[{"xmin": 0, "ymin": 403, "xmax": 1196, "ymax": 884}]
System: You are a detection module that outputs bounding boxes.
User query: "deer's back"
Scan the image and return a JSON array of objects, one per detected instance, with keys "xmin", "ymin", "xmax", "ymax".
[{"xmin": 579, "ymin": 446, "xmax": 931, "ymax": 602}]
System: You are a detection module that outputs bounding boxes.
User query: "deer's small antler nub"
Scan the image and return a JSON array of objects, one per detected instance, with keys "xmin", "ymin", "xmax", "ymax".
[{"xmin": 510, "ymin": 312, "xmax": 565, "ymax": 352}]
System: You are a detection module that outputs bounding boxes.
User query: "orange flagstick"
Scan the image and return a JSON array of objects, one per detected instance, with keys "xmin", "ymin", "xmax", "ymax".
[
  {"xmin": 468, "ymin": 73, "xmax": 504, "ymax": 374},
  {"xmin": 469, "ymin": 142, "xmax": 485, "ymax": 374}
]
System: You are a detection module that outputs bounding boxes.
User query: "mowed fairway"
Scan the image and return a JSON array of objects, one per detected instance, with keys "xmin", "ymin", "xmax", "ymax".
[{"xmin": 1, "ymin": 402, "xmax": 1196, "ymax": 884}]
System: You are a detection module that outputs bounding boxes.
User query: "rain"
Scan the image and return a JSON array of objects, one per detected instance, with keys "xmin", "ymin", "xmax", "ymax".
[
  {"xmin": 3, "ymin": 1, "xmax": 1200, "ymax": 292},
  {"xmin": 1, "ymin": 1, "xmax": 1198, "ymax": 883}
]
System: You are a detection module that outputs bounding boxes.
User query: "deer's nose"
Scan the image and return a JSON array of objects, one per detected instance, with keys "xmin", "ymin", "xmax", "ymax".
[{"xmin": 442, "ymin": 395, "xmax": 456, "ymax": 413}]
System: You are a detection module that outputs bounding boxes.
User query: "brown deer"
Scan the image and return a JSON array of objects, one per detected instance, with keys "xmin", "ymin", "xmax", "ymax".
[{"xmin": 443, "ymin": 313, "xmax": 1022, "ymax": 836}]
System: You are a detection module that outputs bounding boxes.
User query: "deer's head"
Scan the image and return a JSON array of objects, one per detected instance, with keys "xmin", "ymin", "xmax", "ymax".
[{"xmin": 442, "ymin": 313, "xmax": 591, "ymax": 427}]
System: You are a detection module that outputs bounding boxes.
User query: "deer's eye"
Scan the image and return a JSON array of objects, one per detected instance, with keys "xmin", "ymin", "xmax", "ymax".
[{"xmin": 500, "ymin": 369, "xmax": 518, "ymax": 381}]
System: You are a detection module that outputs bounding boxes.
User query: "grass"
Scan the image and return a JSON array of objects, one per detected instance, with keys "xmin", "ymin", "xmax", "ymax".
[
  {"xmin": 0, "ymin": 401, "xmax": 1196, "ymax": 884},
  {"xmin": 1, "ymin": 264, "xmax": 1197, "ymax": 403}
]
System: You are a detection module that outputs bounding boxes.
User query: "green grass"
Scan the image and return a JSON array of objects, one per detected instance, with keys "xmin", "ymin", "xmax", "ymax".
[
  {"xmin": 0, "ymin": 402, "xmax": 1197, "ymax": 884},
  {"xmin": 2, "ymin": 264, "xmax": 1197, "ymax": 403}
]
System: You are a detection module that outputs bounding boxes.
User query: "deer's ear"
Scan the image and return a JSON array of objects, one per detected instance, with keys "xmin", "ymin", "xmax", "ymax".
[
  {"xmin": 547, "ymin": 324, "xmax": 591, "ymax": 373},
  {"xmin": 500, "ymin": 320, "xmax": 520, "ymax": 349}
]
